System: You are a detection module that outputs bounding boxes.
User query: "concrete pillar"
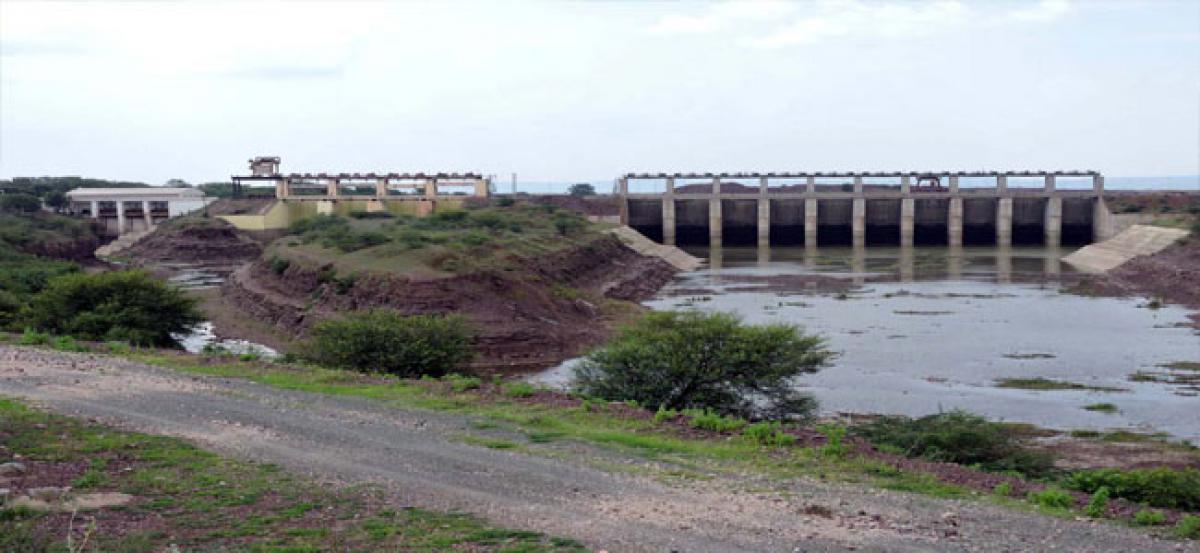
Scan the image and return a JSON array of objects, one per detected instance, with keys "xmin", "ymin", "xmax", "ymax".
[
  {"xmin": 757, "ymin": 198, "xmax": 770, "ymax": 247},
  {"xmin": 853, "ymin": 176, "xmax": 863, "ymax": 195},
  {"xmin": 116, "ymin": 201, "xmax": 126, "ymax": 235},
  {"xmin": 949, "ymin": 175, "xmax": 959, "ymax": 194},
  {"xmin": 326, "ymin": 179, "xmax": 339, "ymax": 198},
  {"xmin": 852, "ymin": 198, "xmax": 866, "ymax": 248},
  {"xmin": 662, "ymin": 177, "xmax": 676, "ymax": 245},
  {"xmin": 1044, "ymin": 196, "xmax": 1062, "ymax": 248},
  {"xmin": 142, "ymin": 200, "xmax": 153, "ymax": 229},
  {"xmin": 618, "ymin": 177, "xmax": 629, "ymax": 225},
  {"xmin": 275, "ymin": 179, "xmax": 288, "ymax": 199},
  {"xmin": 280, "ymin": 178, "xmax": 290, "ymax": 199},
  {"xmin": 997, "ymin": 174, "xmax": 1008, "ymax": 193},
  {"xmin": 804, "ymin": 198, "xmax": 818, "ymax": 247},
  {"xmin": 424, "ymin": 179, "xmax": 438, "ymax": 199},
  {"xmin": 474, "ymin": 178, "xmax": 490, "ymax": 198},
  {"xmin": 948, "ymin": 197, "xmax": 964, "ymax": 247},
  {"xmin": 709, "ymin": 197, "xmax": 722, "ymax": 248},
  {"xmin": 376, "ymin": 178, "xmax": 388, "ymax": 198},
  {"xmin": 996, "ymin": 197, "xmax": 1013, "ymax": 247},
  {"xmin": 757, "ymin": 177, "xmax": 769, "ymax": 247},
  {"xmin": 806, "ymin": 176, "xmax": 816, "ymax": 194},
  {"xmin": 1093, "ymin": 197, "xmax": 1112, "ymax": 242},
  {"xmin": 1044, "ymin": 174, "xmax": 1056, "ymax": 192},
  {"xmin": 89, "ymin": 200, "xmax": 98, "ymax": 219},
  {"xmin": 900, "ymin": 198, "xmax": 915, "ymax": 247},
  {"xmin": 996, "ymin": 245, "xmax": 1012, "ymax": 284},
  {"xmin": 1093, "ymin": 174, "xmax": 1104, "ymax": 194},
  {"xmin": 901, "ymin": 175, "xmax": 911, "ymax": 195},
  {"xmin": 947, "ymin": 245, "xmax": 963, "ymax": 280},
  {"xmin": 899, "ymin": 246, "xmax": 914, "ymax": 283}
]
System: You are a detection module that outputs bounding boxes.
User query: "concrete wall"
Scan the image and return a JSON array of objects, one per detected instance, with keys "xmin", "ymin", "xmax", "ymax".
[
  {"xmin": 674, "ymin": 199, "xmax": 710, "ymax": 245},
  {"xmin": 219, "ymin": 198, "xmax": 467, "ymax": 231},
  {"xmin": 628, "ymin": 199, "xmax": 664, "ymax": 243},
  {"xmin": 720, "ymin": 199, "xmax": 758, "ymax": 246},
  {"xmin": 769, "ymin": 199, "xmax": 805, "ymax": 246},
  {"xmin": 817, "ymin": 199, "xmax": 853, "ymax": 246},
  {"xmin": 864, "ymin": 199, "xmax": 901, "ymax": 245}
]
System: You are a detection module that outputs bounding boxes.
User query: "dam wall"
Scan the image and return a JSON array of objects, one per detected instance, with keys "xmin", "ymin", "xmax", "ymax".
[{"xmin": 620, "ymin": 171, "xmax": 1111, "ymax": 248}]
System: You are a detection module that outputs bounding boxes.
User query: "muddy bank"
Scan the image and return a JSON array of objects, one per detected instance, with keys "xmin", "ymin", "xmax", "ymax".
[
  {"xmin": 224, "ymin": 235, "xmax": 678, "ymax": 371},
  {"xmin": 125, "ymin": 218, "xmax": 261, "ymax": 267},
  {"xmin": 1072, "ymin": 238, "xmax": 1200, "ymax": 328}
]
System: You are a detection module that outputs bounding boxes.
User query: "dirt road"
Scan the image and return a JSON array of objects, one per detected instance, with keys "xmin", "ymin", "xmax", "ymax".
[{"xmin": 0, "ymin": 346, "xmax": 1189, "ymax": 552}]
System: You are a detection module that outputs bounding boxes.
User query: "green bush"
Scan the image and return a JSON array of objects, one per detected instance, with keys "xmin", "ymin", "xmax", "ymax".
[
  {"xmin": 305, "ymin": 310, "xmax": 473, "ymax": 378},
  {"xmin": 686, "ymin": 409, "xmax": 746, "ymax": 432},
  {"xmin": 992, "ymin": 482, "xmax": 1013, "ymax": 497},
  {"xmin": 1175, "ymin": 515, "xmax": 1200, "ymax": 539},
  {"xmin": 22, "ymin": 270, "xmax": 201, "ymax": 347},
  {"xmin": 818, "ymin": 423, "xmax": 848, "ymax": 458},
  {"xmin": 348, "ymin": 210, "xmax": 394, "ymax": 219},
  {"xmin": 1064, "ymin": 467, "xmax": 1200, "ymax": 510},
  {"xmin": 852, "ymin": 411, "xmax": 1056, "ymax": 478},
  {"xmin": 503, "ymin": 382, "xmax": 536, "ymax": 398},
  {"xmin": 568, "ymin": 183, "xmax": 596, "ymax": 197},
  {"xmin": 443, "ymin": 374, "xmax": 482, "ymax": 392},
  {"xmin": 652, "ymin": 407, "xmax": 679, "ymax": 424},
  {"xmin": 268, "ymin": 256, "xmax": 290, "ymax": 275},
  {"xmin": 1084, "ymin": 486, "xmax": 1110, "ymax": 518},
  {"xmin": 0, "ymin": 193, "xmax": 42, "ymax": 213},
  {"xmin": 573, "ymin": 311, "xmax": 831, "ymax": 420},
  {"xmin": 17, "ymin": 327, "xmax": 49, "ymax": 346},
  {"xmin": 1134, "ymin": 508, "xmax": 1165, "ymax": 526},
  {"xmin": 51, "ymin": 335, "xmax": 87, "ymax": 352},
  {"xmin": 743, "ymin": 421, "xmax": 797, "ymax": 447},
  {"xmin": 1028, "ymin": 487, "xmax": 1074, "ymax": 510}
]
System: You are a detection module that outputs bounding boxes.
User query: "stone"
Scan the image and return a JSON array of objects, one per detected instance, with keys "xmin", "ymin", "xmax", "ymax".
[
  {"xmin": 0, "ymin": 462, "xmax": 26, "ymax": 476},
  {"xmin": 27, "ymin": 486, "xmax": 70, "ymax": 502}
]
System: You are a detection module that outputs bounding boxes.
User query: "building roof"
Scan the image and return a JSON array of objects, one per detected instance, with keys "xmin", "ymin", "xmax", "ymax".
[{"xmin": 66, "ymin": 187, "xmax": 206, "ymax": 199}]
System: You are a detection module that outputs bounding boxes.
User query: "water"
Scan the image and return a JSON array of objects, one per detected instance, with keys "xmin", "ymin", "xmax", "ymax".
[
  {"xmin": 533, "ymin": 246, "xmax": 1200, "ymax": 440},
  {"xmin": 162, "ymin": 263, "xmax": 279, "ymax": 358}
]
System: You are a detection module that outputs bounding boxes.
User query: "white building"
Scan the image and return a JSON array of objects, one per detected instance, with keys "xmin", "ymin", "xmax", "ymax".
[{"xmin": 66, "ymin": 187, "xmax": 212, "ymax": 235}]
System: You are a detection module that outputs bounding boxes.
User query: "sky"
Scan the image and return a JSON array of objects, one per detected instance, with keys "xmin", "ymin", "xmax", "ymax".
[{"xmin": 1, "ymin": 0, "xmax": 1198, "ymax": 185}]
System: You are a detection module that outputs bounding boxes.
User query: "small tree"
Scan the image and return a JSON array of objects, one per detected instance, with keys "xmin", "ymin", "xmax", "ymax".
[
  {"xmin": 305, "ymin": 310, "xmax": 473, "ymax": 377},
  {"xmin": 24, "ymin": 270, "xmax": 202, "ymax": 346},
  {"xmin": 574, "ymin": 311, "xmax": 831, "ymax": 420},
  {"xmin": 0, "ymin": 193, "xmax": 43, "ymax": 214},
  {"xmin": 568, "ymin": 183, "xmax": 596, "ymax": 197}
]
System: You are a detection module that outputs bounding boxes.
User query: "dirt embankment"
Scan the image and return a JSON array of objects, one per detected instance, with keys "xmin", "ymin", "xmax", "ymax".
[
  {"xmin": 1074, "ymin": 238, "xmax": 1200, "ymax": 327},
  {"xmin": 125, "ymin": 219, "xmax": 262, "ymax": 266},
  {"xmin": 224, "ymin": 236, "xmax": 678, "ymax": 371}
]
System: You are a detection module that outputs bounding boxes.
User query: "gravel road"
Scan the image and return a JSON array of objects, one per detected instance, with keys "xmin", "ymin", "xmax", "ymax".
[{"xmin": 0, "ymin": 346, "xmax": 1191, "ymax": 552}]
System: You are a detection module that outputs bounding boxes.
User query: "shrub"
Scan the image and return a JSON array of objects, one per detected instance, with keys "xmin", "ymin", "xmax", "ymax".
[
  {"xmin": 0, "ymin": 194, "xmax": 42, "ymax": 213},
  {"xmin": 496, "ymin": 197, "xmax": 516, "ymax": 207},
  {"xmin": 1028, "ymin": 487, "xmax": 1074, "ymax": 510},
  {"xmin": 348, "ymin": 211, "xmax": 394, "ymax": 219},
  {"xmin": 1064, "ymin": 467, "xmax": 1200, "ymax": 510},
  {"xmin": 568, "ymin": 183, "xmax": 596, "ymax": 197},
  {"xmin": 51, "ymin": 335, "xmax": 87, "ymax": 352},
  {"xmin": 573, "ymin": 311, "xmax": 831, "ymax": 420},
  {"xmin": 1084, "ymin": 486, "xmax": 1110, "ymax": 518},
  {"xmin": 1176, "ymin": 515, "xmax": 1200, "ymax": 539},
  {"xmin": 443, "ymin": 374, "xmax": 482, "ymax": 392},
  {"xmin": 992, "ymin": 482, "xmax": 1013, "ymax": 497},
  {"xmin": 686, "ymin": 409, "xmax": 746, "ymax": 432},
  {"xmin": 503, "ymin": 382, "xmax": 536, "ymax": 398},
  {"xmin": 1134, "ymin": 508, "xmax": 1165, "ymax": 526},
  {"xmin": 852, "ymin": 411, "xmax": 1056, "ymax": 478},
  {"xmin": 743, "ymin": 421, "xmax": 796, "ymax": 447},
  {"xmin": 652, "ymin": 407, "xmax": 679, "ymax": 424},
  {"xmin": 304, "ymin": 310, "xmax": 473, "ymax": 378},
  {"xmin": 23, "ymin": 270, "xmax": 201, "ymax": 347},
  {"xmin": 268, "ymin": 256, "xmax": 290, "ymax": 275},
  {"xmin": 818, "ymin": 424, "xmax": 848, "ymax": 458},
  {"xmin": 17, "ymin": 327, "xmax": 49, "ymax": 346}
]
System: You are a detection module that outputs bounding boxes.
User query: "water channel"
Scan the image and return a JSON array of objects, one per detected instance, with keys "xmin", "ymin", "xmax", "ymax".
[{"xmin": 534, "ymin": 246, "xmax": 1200, "ymax": 441}]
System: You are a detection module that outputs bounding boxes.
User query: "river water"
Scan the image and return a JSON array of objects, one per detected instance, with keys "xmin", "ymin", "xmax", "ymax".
[{"xmin": 534, "ymin": 246, "xmax": 1200, "ymax": 441}]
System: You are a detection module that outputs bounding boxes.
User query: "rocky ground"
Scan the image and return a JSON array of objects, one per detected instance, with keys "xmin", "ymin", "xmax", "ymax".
[
  {"xmin": 1, "ymin": 346, "xmax": 1192, "ymax": 552},
  {"xmin": 1073, "ymin": 238, "xmax": 1200, "ymax": 328}
]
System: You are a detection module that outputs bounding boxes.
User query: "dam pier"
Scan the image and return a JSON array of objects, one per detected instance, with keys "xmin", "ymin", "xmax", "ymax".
[{"xmin": 619, "ymin": 171, "xmax": 1112, "ymax": 248}]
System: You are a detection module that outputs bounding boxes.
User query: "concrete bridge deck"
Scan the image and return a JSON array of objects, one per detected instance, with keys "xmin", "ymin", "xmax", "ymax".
[{"xmin": 618, "ymin": 171, "xmax": 1111, "ymax": 249}]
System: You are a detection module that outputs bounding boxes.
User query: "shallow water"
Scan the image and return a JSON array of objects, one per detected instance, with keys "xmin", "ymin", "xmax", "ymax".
[
  {"xmin": 162, "ymin": 264, "xmax": 279, "ymax": 358},
  {"xmin": 534, "ymin": 246, "xmax": 1200, "ymax": 440}
]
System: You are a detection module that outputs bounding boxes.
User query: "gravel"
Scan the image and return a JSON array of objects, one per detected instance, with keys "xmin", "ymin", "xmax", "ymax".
[{"xmin": 0, "ymin": 346, "xmax": 1192, "ymax": 552}]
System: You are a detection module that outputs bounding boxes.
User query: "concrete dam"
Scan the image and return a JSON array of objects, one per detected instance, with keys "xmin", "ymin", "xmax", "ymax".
[{"xmin": 618, "ymin": 171, "xmax": 1112, "ymax": 248}]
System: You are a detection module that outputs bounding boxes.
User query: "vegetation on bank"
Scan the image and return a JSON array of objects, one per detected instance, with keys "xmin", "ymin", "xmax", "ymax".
[
  {"xmin": 305, "ymin": 310, "xmax": 474, "ymax": 377},
  {"xmin": 268, "ymin": 203, "xmax": 599, "ymax": 278},
  {"xmin": 0, "ymin": 398, "xmax": 585, "ymax": 552},
  {"xmin": 574, "ymin": 311, "xmax": 832, "ymax": 420}
]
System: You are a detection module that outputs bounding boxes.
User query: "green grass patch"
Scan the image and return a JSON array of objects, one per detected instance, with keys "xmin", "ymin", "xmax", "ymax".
[
  {"xmin": 1081, "ymin": 403, "xmax": 1118, "ymax": 413},
  {"xmin": 0, "ymin": 397, "xmax": 583, "ymax": 552},
  {"xmin": 995, "ymin": 378, "xmax": 1126, "ymax": 392}
]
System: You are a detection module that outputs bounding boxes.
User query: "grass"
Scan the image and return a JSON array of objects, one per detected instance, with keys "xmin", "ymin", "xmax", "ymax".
[
  {"xmin": 0, "ymin": 397, "xmax": 585, "ymax": 552},
  {"xmin": 1082, "ymin": 403, "xmax": 1119, "ymax": 413},
  {"xmin": 994, "ymin": 377, "xmax": 1127, "ymax": 393},
  {"xmin": 1160, "ymin": 361, "xmax": 1200, "ymax": 372}
]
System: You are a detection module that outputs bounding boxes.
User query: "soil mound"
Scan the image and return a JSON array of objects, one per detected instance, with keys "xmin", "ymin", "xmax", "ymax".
[
  {"xmin": 225, "ymin": 235, "xmax": 678, "ymax": 371},
  {"xmin": 126, "ymin": 218, "xmax": 261, "ymax": 264}
]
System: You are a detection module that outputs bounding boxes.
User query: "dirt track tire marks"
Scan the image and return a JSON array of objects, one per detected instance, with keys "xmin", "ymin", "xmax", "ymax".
[{"xmin": 0, "ymin": 347, "xmax": 1185, "ymax": 553}]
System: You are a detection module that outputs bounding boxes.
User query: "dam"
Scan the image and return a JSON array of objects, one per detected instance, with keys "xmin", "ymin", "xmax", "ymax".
[{"xmin": 618, "ymin": 172, "xmax": 1112, "ymax": 248}]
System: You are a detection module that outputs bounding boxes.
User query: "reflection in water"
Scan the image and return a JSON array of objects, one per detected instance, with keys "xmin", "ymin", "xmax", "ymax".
[{"xmin": 534, "ymin": 245, "xmax": 1200, "ymax": 440}]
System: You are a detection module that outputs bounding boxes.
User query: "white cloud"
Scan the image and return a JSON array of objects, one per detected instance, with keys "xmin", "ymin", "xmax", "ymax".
[
  {"xmin": 1005, "ymin": 0, "xmax": 1071, "ymax": 23},
  {"xmin": 647, "ymin": 1, "xmax": 795, "ymax": 35},
  {"xmin": 746, "ymin": 0, "xmax": 969, "ymax": 48}
]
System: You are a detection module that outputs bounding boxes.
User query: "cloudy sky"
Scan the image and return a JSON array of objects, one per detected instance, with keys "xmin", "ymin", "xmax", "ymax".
[{"xmin": 1, "ymin": 0, "xmax": 1197, "ymax": 185}]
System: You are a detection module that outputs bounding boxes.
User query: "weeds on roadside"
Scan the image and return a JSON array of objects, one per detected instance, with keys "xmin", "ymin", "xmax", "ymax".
[
  {"xmin": 685, "ymin": 410, "xmax": 746, "ymax": 432},
  {"xmin": 818, "ymin": 424, "xmax": 848, "ymax": 459},
  {"xmin": 743, "ymin": 421, "xmax": 796, "ymax": 447},
  {"xmin": 1134, "ymin": 508, "xmax": 1165, "ymax": 526},
  {"xmin": 1028, "ymin": 487, "xmax": 1073, "ymax": 510},
  {"xmin": 1084, "ymin": 486, "xmax": 1110, "ymax": 518}
]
